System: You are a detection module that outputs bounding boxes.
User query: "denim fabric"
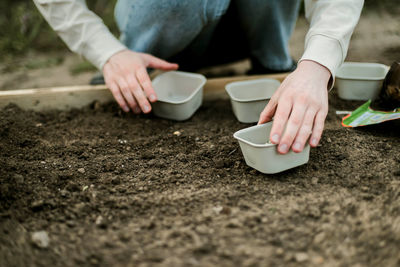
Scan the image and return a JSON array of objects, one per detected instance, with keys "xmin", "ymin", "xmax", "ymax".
[{"xmin": 115, "ymin": 0, "xmax": 300, "ymax": 71}]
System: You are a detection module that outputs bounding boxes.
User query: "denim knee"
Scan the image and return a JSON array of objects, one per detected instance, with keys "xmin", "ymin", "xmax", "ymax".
[
  {"xmin": 115, "ymin": 0, "xmax": 208, "ymax": 35},
  {"xmin": 114, "ymin": 0, "xmax": 230, "ymax": 58}
]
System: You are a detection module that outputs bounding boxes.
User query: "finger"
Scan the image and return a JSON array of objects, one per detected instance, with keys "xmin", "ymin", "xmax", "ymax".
[
  {"xmin": 126, "ymin": 75, "xmax": 152, "ymax": 114},
  {"xmin": 258, "ymin": 96, "xmax": 278, "ymax": 125},
  {"xmin": 145, "ymin": 54, "xmax": 179, "ymax": 70},
  {"xmin": 117, "ymin": 78, "xmax": 141, "ymax": 114},
  {"xmin": 268, "ymin": 97, "xmax": 292, "ymax": 145},
  {"xmin": 278, "ymin": 102, "xmax": 307, "ymax": 154},
  {"xmin": 136, "ymin": 67, "xmax": 157, "ymax": 103},
  {"xmin": 108, "ymin": 82, "xmax": 130, "ymax": 112},
  {"xmin": 292, "ymin": 108, "xmax": 317, "ymax": 153},
  {"xmin": 309, "ymin": 109, "xmax": 327, "ymax": 147}
]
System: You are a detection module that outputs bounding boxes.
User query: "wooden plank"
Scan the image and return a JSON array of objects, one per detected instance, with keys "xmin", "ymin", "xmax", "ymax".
[
  {"xmin": 0, "ymin": 85, "xmax": 111, "ymax": 111},
  {"xmin": 0, "ymin": 73, "xmax": 288, "ymax": 111}
]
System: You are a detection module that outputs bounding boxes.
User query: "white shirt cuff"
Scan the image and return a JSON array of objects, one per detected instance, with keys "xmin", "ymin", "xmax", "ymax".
[
  {"xmin": 300, "ymin": 34, "xmax": 344, "ymax": 89},
  {"xmin": 83, "ymin": 32, "xmax": 127, "ymax": 71}
]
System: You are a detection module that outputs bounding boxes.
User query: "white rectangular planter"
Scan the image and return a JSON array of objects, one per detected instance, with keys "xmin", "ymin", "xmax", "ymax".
[
  {"xmin": 336, "ymin": 62, "xmax": 389, "ymax": 100},
  {"xmin": 152, "ymin": 71, "xmax": 206, "ymax": 121},
  {"xmin": 233, "ymin": 123, "xmax": 310, "ymax": 174},
  {"xmin": 226, "ymin": 79, "xmax": 280, "ymax": 123}
]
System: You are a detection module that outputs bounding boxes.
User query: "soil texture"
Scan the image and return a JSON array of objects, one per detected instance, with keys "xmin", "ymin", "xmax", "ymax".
[{"xmin": 1, "ymin": 92, "xmax": 399, "ymax": 267}]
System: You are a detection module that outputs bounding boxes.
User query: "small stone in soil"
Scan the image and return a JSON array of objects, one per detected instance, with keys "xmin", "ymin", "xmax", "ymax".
[
  {"xmin": 173, "ymin": 131, "xmax": 181, "ymax": 136},
  {"xmin": 77, "ymin": 168, "xmax": 85, "ymax": 174},
  {"xmin": 95, "ymin": 216, "xmax": 103, "ymax": 225},
  {"xmin": 295, "ymin": 252, "xmax": 309, "ymax": 262},
  {"xmin": 212, "ymin": 206, "xmax": 223, "ymax": 214},
  {"xmin": 95, "ymin": 216, "xmax": 108, "ymax": 229},
  {"xmin": 31, "ymin": 231, "xmax": 50, "ymax": 248},
  {"xmin": 276, "ymin": 248, "xmax": 284, "ymax": 255}
]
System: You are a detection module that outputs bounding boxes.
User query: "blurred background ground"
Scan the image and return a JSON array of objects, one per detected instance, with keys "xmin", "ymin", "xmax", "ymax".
[{"xmin": 0, "ymin": 0, "xmax": 399, "ymax": 90}]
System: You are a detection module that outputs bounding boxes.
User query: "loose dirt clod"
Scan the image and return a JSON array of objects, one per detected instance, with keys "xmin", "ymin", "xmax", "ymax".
[{"xmin": 13, "ymin": 174, "xmax": 24, "ymax": 184}]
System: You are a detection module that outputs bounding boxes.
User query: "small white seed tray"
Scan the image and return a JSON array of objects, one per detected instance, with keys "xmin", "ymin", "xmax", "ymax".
[
  {"xmin": 152, "ymin": 71, "xmax": 206, "ymax": 121},
  {"xmin": 233, "ymin": 122, "xmax": 310, "ymax": 174},
  {"xmin": 336, "ymin": 62, "xmax": 389, "ymax": 100},
  {"xmin": 226, "ymin": 78, "xmax": 280, "ymax": 123}
]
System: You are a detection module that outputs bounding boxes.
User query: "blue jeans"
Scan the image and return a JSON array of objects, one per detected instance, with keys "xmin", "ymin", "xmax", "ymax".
[{"xmin": 115, "ymin": 0, "xmax": 300, "ymax": 71}]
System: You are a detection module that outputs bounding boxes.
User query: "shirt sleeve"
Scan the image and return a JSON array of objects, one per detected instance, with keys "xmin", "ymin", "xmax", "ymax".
[
  {"xmin": 33, "ymin": 0, "xmax": 127, "ymax": 70},
  {"xmin": 300, "ymin": 0, "xmax": 364, "ymax": 82}
]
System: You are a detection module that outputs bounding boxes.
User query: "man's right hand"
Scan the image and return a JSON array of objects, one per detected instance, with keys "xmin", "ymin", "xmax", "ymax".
[{"xmin": 103, "ymin": 50, "xmax": 178, "ymax": 114}]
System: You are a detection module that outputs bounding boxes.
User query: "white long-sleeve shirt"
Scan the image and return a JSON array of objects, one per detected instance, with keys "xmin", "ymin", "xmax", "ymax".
[{"xmin": 33, "ymin": 0, "xmax": 363, "ymax": 78}]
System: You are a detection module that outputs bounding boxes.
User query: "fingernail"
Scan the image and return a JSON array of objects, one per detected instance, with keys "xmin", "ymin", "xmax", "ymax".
[
  {"xmin": 293, "ymin": 142, "xmax": 301, "ymax": 151},
  {"xmin": 311, "ymin": 138, "xmax": 318, "ymax": 146},
  {"xmin": 143, "ymin": 106, "xmax": 150, "ymax": 113},
  {"xmin": 123, "ymin": 106, "xmax": 129, "ymax": 112},
  {"xmin": 271, "ymin": 134, "xmax": 280, "ymax": 143},
  {"xmin": 149, "ymin": 94, "xmax": 157, "ymax": 102},
  {"xmin": 134, "ymin": 107, "xmax": 141, "ymax": 113},
  {"xmin": 279, "ymin": 144, "xmax": 288, "ymax": 153}
]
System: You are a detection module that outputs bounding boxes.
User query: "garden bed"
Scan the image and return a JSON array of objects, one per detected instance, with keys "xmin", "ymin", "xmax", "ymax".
[{"xmin": 1, "ymin": 92, "xmax": 399, "ymax": 266}]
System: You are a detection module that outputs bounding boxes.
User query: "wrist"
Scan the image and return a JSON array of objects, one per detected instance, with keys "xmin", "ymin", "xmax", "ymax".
[
  {"xmin": 298, "ymin": 60, "xmax": 331, "ymax": 85},
  {"xmin": 103, "ymin": 49, "xmax": 129, "ymax": 72},
  {"xmin": 110, "ymin": 49, "xmax": 129, "ymax": 60}
]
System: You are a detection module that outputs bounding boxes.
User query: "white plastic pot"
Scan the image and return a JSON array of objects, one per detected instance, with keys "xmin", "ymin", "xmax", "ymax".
[
  {"xmin": 226, "ymin": 79, "xmax": 281, "ymax": 123},
  {"xmin": 233, "ymin": 122, "xmax": 310, "ymax": 174},
  {"xmin": 336, "ymin": 62, "xmax": 389, "ymax": 100},
  {"xmin": 152, "ymin": 71, "xmax": 206, "ymax": 121}
]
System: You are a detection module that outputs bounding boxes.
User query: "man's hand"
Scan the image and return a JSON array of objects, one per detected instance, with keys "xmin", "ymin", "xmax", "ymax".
[
  {"xmin": 258, "ymin": 60, "xmax": 331, "ymax": 154},
  {"xmin": 103, "ymin": 50, "xmax": 178, "ymax": 114}
]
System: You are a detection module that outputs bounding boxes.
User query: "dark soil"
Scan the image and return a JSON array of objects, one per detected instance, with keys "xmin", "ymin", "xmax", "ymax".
[{"xmin": 1, "ymin": 92, "xmax": 399, "ymax": 267}]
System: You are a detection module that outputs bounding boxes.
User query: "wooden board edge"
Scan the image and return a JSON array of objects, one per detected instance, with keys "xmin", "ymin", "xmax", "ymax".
[{"xmin": 0, "ymin": 73, "xmax": 289, "ymax": 111}]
